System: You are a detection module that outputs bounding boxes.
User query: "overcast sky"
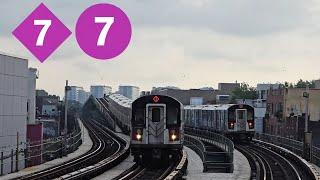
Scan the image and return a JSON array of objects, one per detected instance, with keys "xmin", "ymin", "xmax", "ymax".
[{"xmin": 1, "ymin": 0, "xmax": 320, "ymax": 97}]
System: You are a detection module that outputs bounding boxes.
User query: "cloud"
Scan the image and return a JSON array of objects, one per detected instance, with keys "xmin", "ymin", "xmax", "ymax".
[{"xmin": 1, "ymin": 0, "xmax": 320, "ymax": 96}]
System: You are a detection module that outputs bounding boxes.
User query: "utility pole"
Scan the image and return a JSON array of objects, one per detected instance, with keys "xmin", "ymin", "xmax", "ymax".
[
  {"xmin": 303, "ymin": 85, "xmax": 312, "ymax": 161},
  {"xmin": 64, "ymin": 80, "xmax": 71, "ymax": 156}
]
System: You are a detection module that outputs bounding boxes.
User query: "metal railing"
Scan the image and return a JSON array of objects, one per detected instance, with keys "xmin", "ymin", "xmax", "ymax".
[
  {"xmin": 184, "ymin": 127, "xmax": 234, "ymax": 172},
  {"xmin": 184, "ymin": 127, "xmax": 234, "ymax": 155},
  {"xmin": 255, "ymin": 133, "xmax": 320, "ymax": 167},
  {"xmin": 0, "ymin": 129, "xmax": 82, "ymax": 176},
  {"xmin": 184, "ymin": 135, "xmax": 206, "ymax": 162}
]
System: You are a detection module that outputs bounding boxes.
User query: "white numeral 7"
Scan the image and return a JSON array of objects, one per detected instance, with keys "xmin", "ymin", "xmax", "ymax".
[
  {"xmin": 34, "ymin": 20, "xmax": 52, "ymax": 46},
  {"xmin": 95, "ymin": 17, "xmax": 114, "ymax": 46}
]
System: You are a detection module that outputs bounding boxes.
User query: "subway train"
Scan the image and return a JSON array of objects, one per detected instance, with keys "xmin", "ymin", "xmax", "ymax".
[
  {"xmin": 106, "ymin": 94, "xmax": 184, "ymax": 163},
  {"xmin": 184, "ymin": 104, "xmax": 255, "ymax": 140}
]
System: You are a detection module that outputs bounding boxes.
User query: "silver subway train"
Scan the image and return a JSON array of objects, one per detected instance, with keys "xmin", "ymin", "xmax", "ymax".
[
  {"xmin": 184, "ymin": 104, "xmax": 255, "ymax": 140},
  {"xmin": 106, "ymin": 94, "xmax": 184, "ymax": 163}
]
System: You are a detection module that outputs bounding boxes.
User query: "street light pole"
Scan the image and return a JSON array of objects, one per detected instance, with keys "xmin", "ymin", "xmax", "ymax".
[
  {"xmin": 303, "ymin": 85, "xmax": 312, "ymax": 161},
  {"xmin": 64, "ymin": 80, "xmax": 69, "ymax": 136},
  {"xmin": 63, "ymin": 80, "xmax": 70, "ymax": 156},
  {"xmin": 304, "ymin": 85, "xmax": 309, "ymax": 133}
]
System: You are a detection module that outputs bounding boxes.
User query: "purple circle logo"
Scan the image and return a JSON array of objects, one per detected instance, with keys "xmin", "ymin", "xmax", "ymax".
[{"xmin": 76, "ymin": 3, "xmax": 132, "ymax": 60}]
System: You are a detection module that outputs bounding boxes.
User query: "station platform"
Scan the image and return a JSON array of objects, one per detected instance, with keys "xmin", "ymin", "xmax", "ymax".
[
  {"xmin": 1, "ymin": 120, "xmax": 93, "ymax": 180},
  {"xmin": 185, "ymin": 146, "xmax": 250, "ymax": 180}
]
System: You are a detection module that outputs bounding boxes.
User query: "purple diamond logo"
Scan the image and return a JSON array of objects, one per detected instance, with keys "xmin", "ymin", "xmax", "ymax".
[{"xmin": 12, "ymin": 3, "xmax": 71, "ymax": 63}]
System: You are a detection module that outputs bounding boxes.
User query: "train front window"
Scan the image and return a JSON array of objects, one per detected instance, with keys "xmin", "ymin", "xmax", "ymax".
[
  {"xmin": 152, "ymin": 108, "xmax": 161, "ymax": 122},
  {"xmin": 134, "ymin": 109, "xmax": 145, "ymax": 125},
  {"xmin": 228, "ymin": 111, "xmax": 235, "ymax": 121},
  {"xmin": 167, "ymin": 107, "xmax": 179, "ymax": 125},
  {"xmin": 248, "ymin": 111, "xmax": 253, "ymax": 121},
  {"xmin": 237, "ymin": 110, "xmax": 246, "ymax": 120}
]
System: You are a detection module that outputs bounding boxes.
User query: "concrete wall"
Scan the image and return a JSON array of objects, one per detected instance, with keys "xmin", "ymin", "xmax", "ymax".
[
  {"xmin": 27, "ymin": 68, "xmax": 37, "ymax": 124},
  {"xmin": 0, "ymin": 54, "xmax": 28, "ymax": 174}
]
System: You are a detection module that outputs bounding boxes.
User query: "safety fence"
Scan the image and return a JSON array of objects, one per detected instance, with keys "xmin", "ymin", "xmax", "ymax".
[
  {"xmin": 184, "ymin": 127, "xmax": 234, "ymax": 173},
  {"xmin": 0, "ymin": 129, "xmax": 82, "ymax": 175},
  {"xmin": 255, "ymin": 133, "xmax": 320, "ymax": 167}
]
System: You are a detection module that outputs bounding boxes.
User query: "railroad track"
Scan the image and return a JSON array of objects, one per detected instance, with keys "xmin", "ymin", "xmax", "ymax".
[
  {"xmin": 113, "ymin": 150, "xmax": 188, "ymax": 180},
  {"xmin": 14, "ymin": 119, "xmax": 129, "ymax": 180},
  {"xmin": 236, "ymin": 141, "xmax": 315, "ymax": 180}
]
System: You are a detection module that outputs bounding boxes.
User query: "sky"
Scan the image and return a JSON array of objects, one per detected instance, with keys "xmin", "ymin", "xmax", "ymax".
[{"xmin": 1, "ymin": 0, "xmax": 320, "ymax": 97}]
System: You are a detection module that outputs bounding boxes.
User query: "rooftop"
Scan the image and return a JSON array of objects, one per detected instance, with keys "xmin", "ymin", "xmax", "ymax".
[{"xmin": 108, "ymin": 93, "xmax": 133, "ymax": 108}]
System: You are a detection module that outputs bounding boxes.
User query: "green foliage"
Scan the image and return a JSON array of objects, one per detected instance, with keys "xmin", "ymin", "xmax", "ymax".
[
  {"xmin": 284, "ymin": 81, "xmax": 294, "ymax": 88},
  {"xmin": 231, "ymin": 83, "xmax": 257, "ymax": 100},
  {"xmin": 294, "ymin": 79, "xmax": 315, "ymax": 88}
]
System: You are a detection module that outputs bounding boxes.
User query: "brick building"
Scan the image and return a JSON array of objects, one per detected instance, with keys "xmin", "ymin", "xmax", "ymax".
[{"xmin": 265, "ymin": 86, "xmax": 320, "ymax": 140}]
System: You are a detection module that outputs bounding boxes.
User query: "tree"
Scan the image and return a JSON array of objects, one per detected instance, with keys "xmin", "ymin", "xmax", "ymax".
[
  {"xmin": 231, "ymin": 83, "xmax": 257, "ymax": 100},
  {"xmin": 284, "ymin": 81, "xmax": 294, "ymax": 88},
  {"xmin": 294, "ymin": 79, "xmax": 315, "ymax": 88}
]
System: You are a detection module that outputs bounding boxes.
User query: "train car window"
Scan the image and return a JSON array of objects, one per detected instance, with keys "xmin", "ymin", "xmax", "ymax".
[
  {"xmin": 152, "ymin": 108, "xmax": 161, "ymax": 122},
  {"xmin": 248, "ymin": 111, "xmax": 253, "ymax": 120},
  {"xmin": 134, "ymin": 108, "xmax": 145, "ymax": 125},
  {"xmin": 167, "ymin": 107, "xmax": 178, "ymax": 125},
  {"xmin": 228, "ymin": 110, "xmax": 235, "ymax": 121},
  {"xmin": 237, "ymin": 110, "xmax": 244, "ymax": 119}
]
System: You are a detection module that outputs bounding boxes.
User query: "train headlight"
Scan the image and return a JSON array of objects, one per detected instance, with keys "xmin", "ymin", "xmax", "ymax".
[
  {"xmin": 248, "ymin": 121, "xmax": 254, "ymax": 129},
  {"xmin": 136, "ymin": 134, "xmax": 142, "ymax": 141},
  {"xmin": 228, "ymin": 122, "xmax": 235, "ymax": 129},
  {"xmin": 169, "ymin": 129, "xmax": 179, "ymax": 141},
  {"xmin": 133, "ymin": 129, "xmax": 143, "ymax": 141}
]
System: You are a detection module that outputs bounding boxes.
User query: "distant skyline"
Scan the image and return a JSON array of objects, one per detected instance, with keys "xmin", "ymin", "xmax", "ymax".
[{"xmin": 1, "ymin": 0, "xmax": 320, "ymax": 97}]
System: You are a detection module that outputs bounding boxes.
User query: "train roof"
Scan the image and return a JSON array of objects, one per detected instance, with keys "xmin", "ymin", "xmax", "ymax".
[
  {"xmin": 184, "ymin": 104, "xmax": 252, "ymax": 110},
  {"xmin": 108, "ymin": 94, "xmax": 132, "ymax": 108}
]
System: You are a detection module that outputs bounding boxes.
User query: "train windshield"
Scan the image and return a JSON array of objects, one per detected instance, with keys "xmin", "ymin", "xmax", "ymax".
[
  {"xmin": 228, "ymin": 111, "xmax": 235, "ymax": 121},
  {"xmin": 248, "ymin": 111, "xmax": 253, "ymax": 121},
  {"xmin": 167, "ymin": 107, "xmax": 179, "ymax": 125},
  {"xmin": 152, "ymin": 108, "xmax": 161, "ymax": 122},
  {"xmin": 134, "ymin": 108, "xmax": 145, "ymax": 125},
  {"xmin": 237, "ymin": 110, "xmax": 246, "ymax": 120}
]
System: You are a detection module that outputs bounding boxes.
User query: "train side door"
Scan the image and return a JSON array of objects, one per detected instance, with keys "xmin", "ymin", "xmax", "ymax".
[
  {"xmin": 236, "ymin": 109, "xmax": 247, "ymax": 131},
  {"xmin": 146, "ymin": 104, "xmax": 166, "ymax": 144}
]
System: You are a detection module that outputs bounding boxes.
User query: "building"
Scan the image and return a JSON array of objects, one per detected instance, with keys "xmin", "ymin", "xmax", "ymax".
[
  {"xmin": 140, "ymin": 91, "xmax": 151, "ymax": 96},
  {"xmin": 218, "ymin": 82, "xmax": 240, "ymax": 94},
  {"xmin": 90, "ymin": 85, "xmax": 111, "ymax": 98},
  {"xmin": 265, "ymin": 87, "xmax": 320, "ymax": 140},
  {"xmin": 315, "ymin": 80, "xmax": 320, "ymax": 89},
  {"xmin": 67, "ymin": 86, "xmax": 83, "ymax": 102},
  {"xmin": 36, "ymin": 92, "xmax": 60, "ymax": 117},
  {"xmin": 152, "ymin": 88, "xmax": 218, "ymax": 105},
  {"xmin": 0, "ymin": 53, "xmax": 37, "ymax": 174},
  {"xmin": 36, "ymin": 89, "xmax": 49, "ymax": 97},
  {"xmin": 256, "ymin": 84, "xmax": 280, "ymax": 103},
  {"xmin": 27, "ymin": 68, "xmax": 38, "ymax": 124},
  {"xmin": 152, "ymin": 85, "xmax": 237, "ymax": 105},
  {"xmin": 118, "ymin": 85, "xmax": 140, "ymax": 100},
  {"xmin": 216, "ymin": 95, "xmax": 230, "ymax": 104},
  {"xmin": 78, "ymin": 90, "xmax": 91, "ymax": 104}
]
